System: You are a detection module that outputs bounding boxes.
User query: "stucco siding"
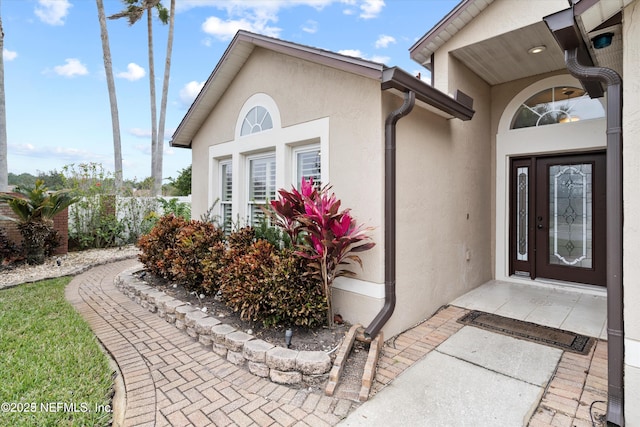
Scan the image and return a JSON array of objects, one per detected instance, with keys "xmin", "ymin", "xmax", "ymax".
[
  {"xmin": 624, "ymin": 2, "xmax": 640, "ymax": 424},
  {"xmin": 188, "ymin": 47, "xmax": 387, "ymax": 327},
  {"xmin": 383, "ymin": 61, "xmax": 493, "ymax": 336}
]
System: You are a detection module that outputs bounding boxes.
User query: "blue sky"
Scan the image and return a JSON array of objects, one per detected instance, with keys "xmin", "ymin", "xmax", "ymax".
[{"xmin": 2, "ymin": 0, "xmax": 458, "ymax": 182}]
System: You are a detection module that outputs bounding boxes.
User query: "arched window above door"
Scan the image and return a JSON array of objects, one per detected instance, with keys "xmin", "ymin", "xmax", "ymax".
[{"xmin": 510, "ymin": 86, "xmax": 604, "ymax": 129}]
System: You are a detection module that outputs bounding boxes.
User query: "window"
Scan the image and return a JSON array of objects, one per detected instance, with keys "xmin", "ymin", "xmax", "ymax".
[
  {"xmin": 219, "ymin": 160, "xmax": 233, "ymax": 231},
  {"xmin": 240, "ymin": 106, "xmax": 273, "ymax": 136},
  {"xmin": 511, "ymin": 86, "xmax": 604, "ymax": 129},
  {"xmin": 294, "ymin": 146, "xmax": 321, "ymax": 189},
  {"xmin": 248, "ymin": 154, "xmax": 276, "ymax": 225}
]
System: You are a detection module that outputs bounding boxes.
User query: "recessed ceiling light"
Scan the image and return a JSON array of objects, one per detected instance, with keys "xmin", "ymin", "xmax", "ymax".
[{"xmin": 528, "ymin": 45, "xmax": 546, "ymax": 54}]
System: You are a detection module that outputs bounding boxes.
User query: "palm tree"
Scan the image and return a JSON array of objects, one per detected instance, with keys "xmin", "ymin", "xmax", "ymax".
[
  {"xmin": 96, "ymin": 0, "xmax": 123, "ymax": 191},
  {"xmin": 156, "ymin": 0, "xmax": 175, "ymax": 197},
  {"xmin": 0, "ymin": 180, "xmax": 78, "ymax": 264},
  {"xmin": 0, "ymin": 6, "xmax": 8, "ymax": 192},
  {"xmin": 109, "ymin": 0, "xmax": 170, "ymax": 196}
]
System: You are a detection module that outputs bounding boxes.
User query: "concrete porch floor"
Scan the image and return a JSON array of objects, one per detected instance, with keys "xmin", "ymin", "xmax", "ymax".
[
  {"xmin": 343, "ymin": 280, "xmax": 609, "ymax": 426},
  {"xmin": 451, "ymin": 279, "xmax": 608, "ymax": 341}
]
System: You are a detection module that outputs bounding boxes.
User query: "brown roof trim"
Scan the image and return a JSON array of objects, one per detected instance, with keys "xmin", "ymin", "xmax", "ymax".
[
  {"xmin": 382, "ymin": 67, "xmax": 475, "ymax": 121},
  {"xmin": 409, "ymin": 0, "xmax": 494, "ymax": 68},
  {"xmin": 171, "ymin": 31, "xmax": 474, "ymax": 149},
  {"xmin": 170, "ymin": 31, "xmax": 385, "ymax": 148}
]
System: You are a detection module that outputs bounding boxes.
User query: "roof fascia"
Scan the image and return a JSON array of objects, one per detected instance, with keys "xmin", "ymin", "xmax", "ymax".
[{"xmin": 381, "ymin": 67, "xmax": 475, "ymax": 121}]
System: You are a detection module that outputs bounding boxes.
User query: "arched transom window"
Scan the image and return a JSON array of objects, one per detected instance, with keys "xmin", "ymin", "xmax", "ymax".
[
  {"xmin": 240, "ymin": 106, "xmax": 273, "ymax": 136},
  {"xmin": 510, "ymin": 86, "xmax": 604, "ymax": 129}
]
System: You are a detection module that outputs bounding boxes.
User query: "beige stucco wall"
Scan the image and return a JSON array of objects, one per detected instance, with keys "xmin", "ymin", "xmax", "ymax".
[
  {"xmin": 382, "ymin": 57, "xmax": 494, "ymax": 336},
  {"xmin": 623, "ymin": 1, "xmax": 640, "ymax": 424},
  {"xmin": 189, "ymin": 47, "xmax": 387, "ymax": 327}
]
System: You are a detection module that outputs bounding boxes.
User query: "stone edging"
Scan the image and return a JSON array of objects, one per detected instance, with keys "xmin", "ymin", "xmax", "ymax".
[{"xmin": 114, "ymin": 266, "xmax": 333, "ymax": 386}]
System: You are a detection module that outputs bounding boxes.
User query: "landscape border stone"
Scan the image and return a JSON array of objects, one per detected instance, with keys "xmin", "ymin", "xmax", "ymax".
[{"xmin": 114, "ymin": 266, "xmax": 333, "ymax": 386}]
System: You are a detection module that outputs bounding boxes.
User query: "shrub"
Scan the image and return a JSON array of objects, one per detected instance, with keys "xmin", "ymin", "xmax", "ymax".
[
  {"xmin": 168, "ymin": 220, "xmax": 224, "ymax": 290},
  {"xmin": 220, "ymin": 241, "xmax": 327, "ymax": 327},
  {"xmin": 137, "ymin": 214, "xmax": 187, "ymax": 278},
  {"xmin": 0, "ymin": 227, "xmax": 21, "ymax": 266},
  {"xmin": 0, "ymin": 180, "xmax": 78, "ymax": 264},
  {"xmin": 268, "ymin": 178, "xmax": 375, "ymax": 326},
  {"xmin": 200, "ymin": 241, "xmax": 227, "ymax": 294}
]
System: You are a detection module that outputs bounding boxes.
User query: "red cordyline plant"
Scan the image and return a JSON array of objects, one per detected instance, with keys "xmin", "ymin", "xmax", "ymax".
[{"xmin": 269, "ymin": 178, "xmax": 375, "ymax": 327}]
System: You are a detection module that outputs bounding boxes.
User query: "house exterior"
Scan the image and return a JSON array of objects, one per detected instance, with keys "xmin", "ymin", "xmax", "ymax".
[{"xmin": 172, "ymin": 0, "xmax": 639, "ymax": 424}]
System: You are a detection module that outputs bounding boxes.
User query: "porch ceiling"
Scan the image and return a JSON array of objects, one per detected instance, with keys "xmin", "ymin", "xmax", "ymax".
[
  {"xmin": 449, "ymin": 22, "xmax": 567, "ymax": 85},
  {"xmin": 413, "ymin": 0, "xmax": 626, "ymax": 87}
]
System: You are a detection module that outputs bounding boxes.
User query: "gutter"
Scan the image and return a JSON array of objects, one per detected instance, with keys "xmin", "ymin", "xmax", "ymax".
[
  {"xmin": 364, "ymin": 68, "xmax": 474, "ymax": 340},
  {"xmin": 364, "ymin": 90, "xmax": 415, "ymax": 340},
  {"xmin": 545, "ymin": 9, "xmax": 624, "ymax": 426}
]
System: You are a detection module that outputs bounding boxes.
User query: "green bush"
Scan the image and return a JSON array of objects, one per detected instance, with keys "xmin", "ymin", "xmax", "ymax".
[{"xmin": 137, "ymin": 214, "xmax": 187, "ymax": 278}]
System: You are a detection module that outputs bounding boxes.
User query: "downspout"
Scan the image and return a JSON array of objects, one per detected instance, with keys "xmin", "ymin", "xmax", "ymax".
[
  {"xmin": 565, "ymin": 48, "xmax": 624, "ymax": 427},
  {"xmin": 364, "ymin": 90, "xmax": 415, "ymax": 340}
]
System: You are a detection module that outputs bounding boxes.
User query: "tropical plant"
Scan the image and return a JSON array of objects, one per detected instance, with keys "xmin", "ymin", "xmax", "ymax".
[
  {"xmin": 109, "ymin": 0, "xmax": 173, "ymax": 196},
  {"xmin": 268, "ymin": 178, "xmax": 375, "ymax": 326},
  {"xmin": 0, "ymin": 180, "xmax": 78, "ymax": 264},
  {"xmin": 96, "ymin": 0, "xmax": 123, "ymax": 190}
]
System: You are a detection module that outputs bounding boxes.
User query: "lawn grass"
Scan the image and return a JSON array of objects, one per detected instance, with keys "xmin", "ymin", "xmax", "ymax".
[{"xmin": 0, "ymin": 277, "xmax": 114, "ymax": 427}]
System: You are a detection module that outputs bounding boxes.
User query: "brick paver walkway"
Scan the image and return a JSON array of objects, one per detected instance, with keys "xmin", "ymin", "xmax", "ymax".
[
  {"xmin": 65, "ymin": 260, "xmax": 359, "ymax": 426},
  {"xmin": 65, "ymin": 260, "xmax": 608, "ymax": 427}
]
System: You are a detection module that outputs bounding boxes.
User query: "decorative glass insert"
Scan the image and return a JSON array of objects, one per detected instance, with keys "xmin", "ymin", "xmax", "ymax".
[
  {"xmin": 296, "ymin": 148, "xmax": 321, "ymax": 189},
  {"xmin": 516, "ymin": 166, "xmax": 528, "ymax": 261},
  {"xmin": 241, "ymin": 106, "xmax": 273, "ymax": 136},
  {"xmin": 219, "ymin": 160, "xmax": 233, "ymax": 231},
  {"xmin": 248, "ymin": 154, "xmax": 276, "ymax": 225},
  {"xmin": 548, "ymin": 163, "xmax": 593, "ymax": 268},
  {"xmin": 511, "ymin": 86, "xmax": 604, "ymax": 129}
]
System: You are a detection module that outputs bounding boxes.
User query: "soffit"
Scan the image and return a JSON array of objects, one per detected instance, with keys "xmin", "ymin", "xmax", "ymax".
[
  {"xmin": 410, "ymin": 0, "xmax": 494, "ymax": 68},
  {"xmin": 449, "ymin": 22, "xmax": 567, "ymax": 86},
  {"xmin": 410, "ymin": 0, "xmax": 628, "ymax": 87}
]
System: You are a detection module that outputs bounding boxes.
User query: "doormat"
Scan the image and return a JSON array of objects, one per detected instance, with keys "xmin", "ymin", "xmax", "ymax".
[{"xmin": 457, "ymin": 310, "xmax": 595, "ymax": 355}]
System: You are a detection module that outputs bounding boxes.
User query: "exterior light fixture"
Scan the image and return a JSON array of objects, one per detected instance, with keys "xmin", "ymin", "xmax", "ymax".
[
  {"xmin": 285, "ymin": 329, "xmax": 293, "ymax": 348},
  {"xmin": 528, "ymin": 45, "xmax": 546, "ymax": 54},
  {"xmin": 592, "ymin": 32, "xmax": 613, "ymax": 49}
]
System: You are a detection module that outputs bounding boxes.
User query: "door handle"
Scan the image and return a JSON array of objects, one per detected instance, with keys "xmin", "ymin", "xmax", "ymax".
[{"xmin": 537, "ymin": 224, "xmax": 543, "ymax": 229}]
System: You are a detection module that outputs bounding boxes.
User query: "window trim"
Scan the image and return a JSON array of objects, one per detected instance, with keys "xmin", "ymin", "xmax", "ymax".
[{"xmin": 246, "ymin": 152, "xmax": 276, "ymax": 226}]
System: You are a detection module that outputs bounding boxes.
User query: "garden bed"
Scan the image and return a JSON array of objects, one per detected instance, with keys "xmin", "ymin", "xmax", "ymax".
[{"xmin": 134, "ymin": 269, "xmax": 347, "ymax": 353}]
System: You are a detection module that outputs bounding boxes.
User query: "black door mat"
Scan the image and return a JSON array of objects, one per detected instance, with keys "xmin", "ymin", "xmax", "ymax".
[{"xmin": 457, "ymin": 310, "xmax": 595, "ymax": 355}]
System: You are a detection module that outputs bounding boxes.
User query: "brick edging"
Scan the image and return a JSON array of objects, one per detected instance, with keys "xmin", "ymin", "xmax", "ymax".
[{"xmin": 114, "ymin": 267, "xmax": 333, "ymax": 387}]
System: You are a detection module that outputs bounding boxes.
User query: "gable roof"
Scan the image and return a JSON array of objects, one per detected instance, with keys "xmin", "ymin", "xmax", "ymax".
[{"xmin": 171, "ymin": 31, "xmax": 474, "ymax": 149}]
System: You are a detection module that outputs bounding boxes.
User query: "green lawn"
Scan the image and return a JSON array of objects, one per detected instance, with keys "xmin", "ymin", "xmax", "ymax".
[{"xmin": 0, "ymin": 277, "xmax": 114, "ymax": 427}]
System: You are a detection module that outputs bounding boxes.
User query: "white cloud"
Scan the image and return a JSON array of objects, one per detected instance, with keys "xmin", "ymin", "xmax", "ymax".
[
  {"xmin": 302, "ymin": 20, "xmax": 318, "ymax": 34},
  {"xmin": 338, "ymin": 49, "xmax": 364, "ymax": 58},
  {"xmin": 35, "ymin": 0, "xmax": 72, "ymax": 26},
  {"xmin": 369, "ymin": 55, "xmax": 389, "ymax": 64},
  {"xmin": 129, "ymin": 128, "xmax": 174, "ymax": 140},
  {"xmin": 9, "ymin": 143, "xmax": 105, "ymax": 162},
  {"xmin": 129, "ymin": 128, "xmax": 152, "ymax": 138},
  {"xmin": 339, "ymin": 49, "xmax": 387, "ymax": 64},
  {"xmin": 202, "ymin": 15, "xmax": 281, "ymax": 40},
  {"xmin": 360, "ymin": 0, "xmax": 384, "ymax": 19},
  {"xmin": 3, "ymin": 49, "xmax": 17, "ymax": 61},
  {"xmin": 179, "ymin": 81, "xmax": 205, "ymax": 107},
  {"xmin": 53, "ymin": 58, "xmax": 88, "ymax": 77},
  {"xmin": 117, "ymin": 63, "xmax": 146, "ymax": 81},
  {"xmin": 375, "ymin": 34, "xmax": 395, "ymax": 49}
]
